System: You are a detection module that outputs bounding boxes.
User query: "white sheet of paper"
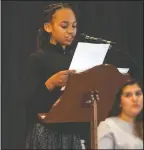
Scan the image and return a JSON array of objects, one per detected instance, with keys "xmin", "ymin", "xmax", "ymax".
[{"xmin": 69, "ymin": 42, "xmax": 110, "ymax": 73}]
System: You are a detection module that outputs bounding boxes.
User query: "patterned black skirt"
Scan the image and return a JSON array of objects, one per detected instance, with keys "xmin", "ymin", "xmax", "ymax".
[{"xmin": 25, "ymin": 122, "xmax": 85, "ymax": 149}]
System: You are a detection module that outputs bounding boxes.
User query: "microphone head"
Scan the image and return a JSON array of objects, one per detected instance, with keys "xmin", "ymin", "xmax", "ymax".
[
  {"xmin": 79, "ymin": 33, "xmax": 116, "ymax": 44},
  {"xmin": 80, "ymin": 33, "xmax": 86, "ymax": 38},
  {"xmin": 79, "ymin": 33, "xmax": 105, "ymax": 43},
  {"xmin": 78, "ymin": 33, "xmax": 88, "ymax": 42}
]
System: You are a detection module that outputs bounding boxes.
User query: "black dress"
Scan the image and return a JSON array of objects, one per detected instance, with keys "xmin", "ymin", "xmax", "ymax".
[{"xmin": 24, "ymin": 43, "xmax": 89, "ymax": 149}]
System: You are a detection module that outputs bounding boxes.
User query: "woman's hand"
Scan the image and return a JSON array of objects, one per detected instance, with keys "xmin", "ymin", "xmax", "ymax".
[{"xmin": 45, "ymin": 70, "xmax": 76, "ymax": 91}]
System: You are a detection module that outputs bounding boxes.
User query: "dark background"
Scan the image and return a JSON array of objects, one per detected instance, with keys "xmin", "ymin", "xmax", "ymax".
[{"xmin": 2, "ymin": 1, "xmax": 143, "ymax": 149}]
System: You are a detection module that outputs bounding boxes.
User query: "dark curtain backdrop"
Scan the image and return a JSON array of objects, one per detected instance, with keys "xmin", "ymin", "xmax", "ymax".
[{"xmin": 2, "ymin": 1, "xmax": 143, "ymax": 149}]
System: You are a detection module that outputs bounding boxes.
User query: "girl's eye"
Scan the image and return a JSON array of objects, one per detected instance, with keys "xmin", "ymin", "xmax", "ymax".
[
  {"xmin": 61, "ymin": 25, "xmax": 68, "ymax": 29},
  {"xmin": 72, "ymin": 25, "xmax": 77, "ymax": 28},
  {"xmin": 135, "ymin": 91, "xmax": 143, "ymax": 96},
  {"xmin": 124, "ymin": 93, "xmax": 132, "ymax": 97}
]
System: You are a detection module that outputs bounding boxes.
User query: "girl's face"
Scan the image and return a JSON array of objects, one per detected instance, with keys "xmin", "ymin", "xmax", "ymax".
[
  {"xmin": 44, "ymin": 8, "xmax": 77, "ymax": 48},
  {"xmin": 120, "ymin": 84, "xmax": 143, "ymax": 118}
]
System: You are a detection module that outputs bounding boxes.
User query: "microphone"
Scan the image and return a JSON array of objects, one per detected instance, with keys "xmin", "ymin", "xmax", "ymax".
[
  {"xmin": 109, "ymin": 47, "xmax": 141, "ymax": 69},
  {"xmin": 80, "ymin": 33, "xmax": 116, "ymax": 44},
  {"xmin": 80, "ymin": 33, "xmax": 141, "ymax": 70}
]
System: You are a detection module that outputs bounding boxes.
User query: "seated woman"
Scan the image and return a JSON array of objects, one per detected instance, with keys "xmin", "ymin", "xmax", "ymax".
[{"xmin": 98, "ymin": 79, "xmax": 143, "ymax": 149}]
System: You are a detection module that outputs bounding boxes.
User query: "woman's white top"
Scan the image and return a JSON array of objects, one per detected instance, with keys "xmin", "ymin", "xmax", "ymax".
[{"xmin": 98, "ymin": 117, "xmax": 143, "ymax": 149}]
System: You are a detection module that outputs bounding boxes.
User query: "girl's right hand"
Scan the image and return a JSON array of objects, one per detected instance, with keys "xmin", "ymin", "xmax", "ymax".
[{"xmin": 45, "ymin": 70, "xmax": 76, "ymax": 91}]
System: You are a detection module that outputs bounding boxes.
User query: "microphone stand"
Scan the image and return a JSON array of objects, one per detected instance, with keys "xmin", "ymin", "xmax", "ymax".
[
  {"xmin": 108, "ymin": 44, "xmax": 141, "ymax": 70},
  {"xmin": 106, "ymin": 43, "xmax": 143, "ymax": 82}
]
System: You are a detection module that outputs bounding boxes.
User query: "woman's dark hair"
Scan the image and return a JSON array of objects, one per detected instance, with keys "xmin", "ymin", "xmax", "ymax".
[
  {"xmin": 37, "ymin": 2, "xmax": 79, "ymax": 49},
  {"xmin": 108, "ymin": 79, "xmax": 143, "ymax": 140}
]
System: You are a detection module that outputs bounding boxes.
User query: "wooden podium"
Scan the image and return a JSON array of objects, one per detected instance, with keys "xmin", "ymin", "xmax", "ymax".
[{"xmin": 41, "ymin": 64, "xmax": 131, "ymax": 149}]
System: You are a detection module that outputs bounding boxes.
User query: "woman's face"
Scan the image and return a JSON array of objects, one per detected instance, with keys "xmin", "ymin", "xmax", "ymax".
[
  {"xmin": 120, "ymin": 84, "xmax": 143, "ymax": 118},
  {"xmin": 45, "ymin": 8, "xmax": 77, "ymax": 48}
]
